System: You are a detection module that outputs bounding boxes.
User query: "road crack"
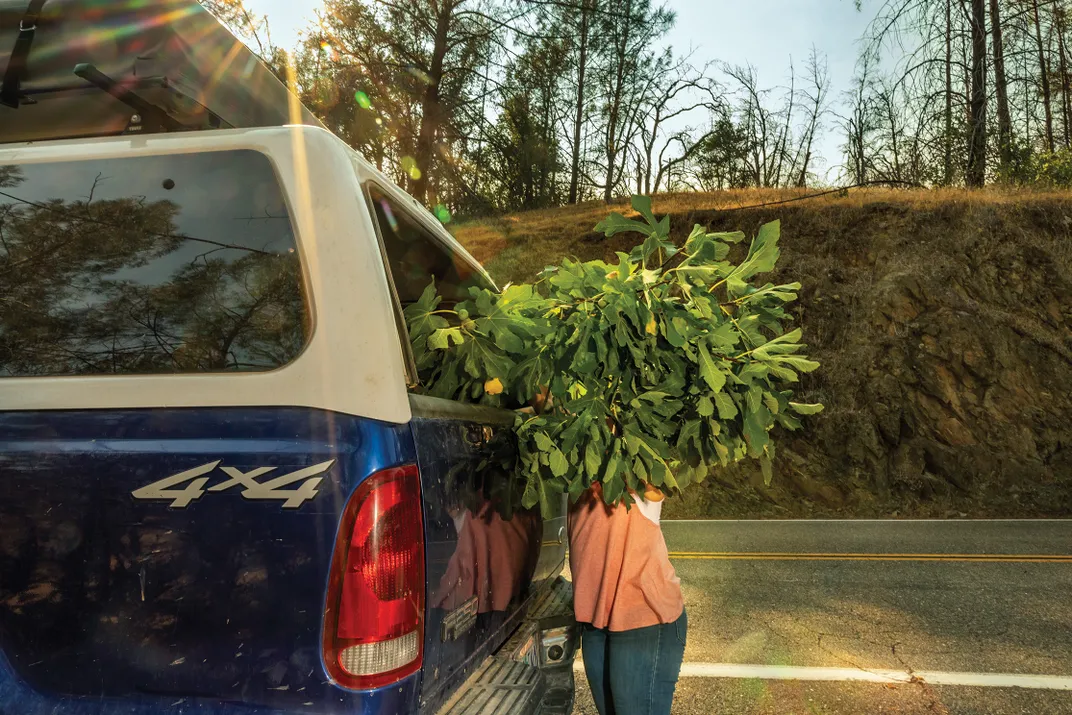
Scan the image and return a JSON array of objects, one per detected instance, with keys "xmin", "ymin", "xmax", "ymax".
[
  {"xmin": 891, "ymin": 641, "xmax": 949, "ymax": 714},
  {"xmin": 764, "ymin": 615, "xmax": 951, "ymax": 714}
]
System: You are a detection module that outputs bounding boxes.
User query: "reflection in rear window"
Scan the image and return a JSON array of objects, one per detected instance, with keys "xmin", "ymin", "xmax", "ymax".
[{"xmin": 0, "ymin": 150, "xmax": 309, "ymax": 376}]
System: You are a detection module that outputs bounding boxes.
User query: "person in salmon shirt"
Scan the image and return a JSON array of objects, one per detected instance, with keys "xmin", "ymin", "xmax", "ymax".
[
  {"xmin": 569, "ymin": 480, "xmax": 687, "ymax": 715},
  {"xmin": 432, "ymin": 501, "xmax": 541, "ymax": 613}
]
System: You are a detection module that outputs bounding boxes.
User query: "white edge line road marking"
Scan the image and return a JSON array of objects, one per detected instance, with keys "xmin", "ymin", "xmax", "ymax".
[
  {"xmin": 662, "ymin": 519, "xmax": 1072, "ymax": 523},
  {"xmin": 570, "ymin": 662, "xmax": 1072, "ymax": 691}
]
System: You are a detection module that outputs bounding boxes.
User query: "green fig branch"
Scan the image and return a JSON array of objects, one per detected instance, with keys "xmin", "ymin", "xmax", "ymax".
[{"xmin": 404, "ymin": 196, "xmax": 823, "ymax": 517}]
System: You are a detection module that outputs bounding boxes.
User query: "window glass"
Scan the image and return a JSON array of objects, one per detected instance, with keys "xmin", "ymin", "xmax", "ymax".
[
  {"xmin": 367, "ymin": 186, "xmax": 491, "ymax": 309},
  {"xmin": 0, "ymin": 150, "xmax": 309, "ymax": 376}
]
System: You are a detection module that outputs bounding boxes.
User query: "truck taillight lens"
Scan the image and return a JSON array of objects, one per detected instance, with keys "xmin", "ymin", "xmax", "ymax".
[{"xmin": 323, "ymin": 465, "xmax": 425, "ymax": 690}]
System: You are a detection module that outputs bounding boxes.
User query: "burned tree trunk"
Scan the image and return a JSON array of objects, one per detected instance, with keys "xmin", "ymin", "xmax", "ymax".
[
  {"xmin": 966, "ymin": 0, "xmax": 987, "ymax": 187},
  {"xmin": 990, "ymin": 0, "xmax": 1013, "ymax": 171}
]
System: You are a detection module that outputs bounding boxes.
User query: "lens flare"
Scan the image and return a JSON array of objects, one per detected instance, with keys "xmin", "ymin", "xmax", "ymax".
[
  {"xmin": 30, "ymin": 4, "xmax": 201, "ymax": 65},
  {"xmin": 354, "ymin": 91, "xmax": 372, "ymax": 109},
  {"xmin": 434, "ymin": 205, "xmax": 452, "ymax": 224},
  {"xmin": 403, "ymin": 64, "xmax": 434, "ymax": 86},
  {"xmin": 379, "ymin": 199, "xmax": 399, "ymax": 233},
  {"xmin": 399, "ymin": 157, "xmax": 422, "ymax": 181}
]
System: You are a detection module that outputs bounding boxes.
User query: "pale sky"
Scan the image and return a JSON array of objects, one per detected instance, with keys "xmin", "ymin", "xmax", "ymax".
[{"xmin": 244, "ymin": 0, "xmax": 873, "ymax": 178}]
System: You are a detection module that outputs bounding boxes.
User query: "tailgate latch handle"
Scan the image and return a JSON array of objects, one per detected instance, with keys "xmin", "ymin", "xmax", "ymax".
[{"xmin": 463, "ymin": 424, "xmax": 493, "ymax": 447}]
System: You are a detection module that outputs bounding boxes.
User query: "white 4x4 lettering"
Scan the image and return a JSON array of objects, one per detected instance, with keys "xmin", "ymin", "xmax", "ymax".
[{"xmin": 132, "ymin": 460, "xmax": 335, "ymax": 509}]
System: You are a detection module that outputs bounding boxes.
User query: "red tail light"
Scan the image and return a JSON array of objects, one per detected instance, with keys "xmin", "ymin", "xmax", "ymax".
[{"xmin": 323, "ymin": 465, "xmax": 425, "ymax": 690}]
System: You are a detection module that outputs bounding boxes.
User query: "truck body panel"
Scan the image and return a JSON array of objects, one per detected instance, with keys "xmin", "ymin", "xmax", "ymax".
[
  {"xmin": 0, "ymin": 407, "xmax": 420, "ymax": 714},
  {"xmin": 0, "ymin": 3, "xmax": 573, "ymax": 711}
]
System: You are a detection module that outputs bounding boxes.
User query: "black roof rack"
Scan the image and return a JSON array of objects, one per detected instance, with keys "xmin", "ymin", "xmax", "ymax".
[
  {"xmin": 0, "ymin": 0, "xmax": 324, "ymax": 144},
  {"xmin": 0, "ymin": 0, "xmax": 48, "ymax": 108}
]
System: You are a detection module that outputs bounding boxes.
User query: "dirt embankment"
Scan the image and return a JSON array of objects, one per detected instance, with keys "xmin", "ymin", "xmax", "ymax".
[{"xmin": 455, "ymin": 191, "xmax": 1072, "ymax": 518}]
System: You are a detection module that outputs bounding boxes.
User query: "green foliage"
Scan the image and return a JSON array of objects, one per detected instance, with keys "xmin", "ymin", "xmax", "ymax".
[
  {"xmin": 405, "ymin": 196, "xmax": 823, "ymax": 516},
  {"xmin": 1018, "ymin": 148, "xmax": 1072, "ymax": 187}
]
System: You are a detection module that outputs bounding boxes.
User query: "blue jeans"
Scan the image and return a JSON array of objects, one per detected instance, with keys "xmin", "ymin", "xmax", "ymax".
[{"xmin": 580, "ymin": 610, "xmax": 687, "ymax": 715}]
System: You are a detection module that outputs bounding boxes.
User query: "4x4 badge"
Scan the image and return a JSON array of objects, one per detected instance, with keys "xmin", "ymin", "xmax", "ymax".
[{"xmin": 131, "ymin": 460, "xmax": 335, "ymax": 508}]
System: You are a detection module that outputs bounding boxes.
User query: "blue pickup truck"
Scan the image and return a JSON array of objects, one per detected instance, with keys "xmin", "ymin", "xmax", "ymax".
[{"xmin": 0, "ymin": 1, "xmax": 578, "ymax": 713}]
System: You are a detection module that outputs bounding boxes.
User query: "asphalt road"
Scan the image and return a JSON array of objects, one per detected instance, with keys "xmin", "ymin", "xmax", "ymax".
[{"xmin": 571, "ymin": 520, "xmax": 1072, "ymax": 715}]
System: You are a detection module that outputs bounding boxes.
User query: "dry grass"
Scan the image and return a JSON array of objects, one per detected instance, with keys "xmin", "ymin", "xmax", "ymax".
[{"xmin": 450, "ymin": 187, "xmax": 1072, "ymax": 283}]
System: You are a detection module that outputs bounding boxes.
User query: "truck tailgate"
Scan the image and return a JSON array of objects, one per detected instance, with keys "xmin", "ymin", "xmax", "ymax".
[{"xmin": 0, "ymin": 407, "xmax": 415, "ymax": 713}]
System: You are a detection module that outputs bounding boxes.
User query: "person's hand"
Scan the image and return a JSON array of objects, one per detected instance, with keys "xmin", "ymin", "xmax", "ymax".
[
  {"xmin": 642, "ymin": 482, "xmax": 665, "ymax": 502},
  {"xmin": 530, "ymin": 385, "xmax": 551, "ymax": 414}
]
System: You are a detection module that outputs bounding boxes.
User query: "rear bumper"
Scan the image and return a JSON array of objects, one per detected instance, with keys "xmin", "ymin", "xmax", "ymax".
[{"xmin": 437, "ymin": 578, "xmax": 578, "ymax": 715}]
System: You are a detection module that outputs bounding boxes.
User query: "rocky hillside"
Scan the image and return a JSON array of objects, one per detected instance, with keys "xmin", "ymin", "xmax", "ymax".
[{"xmin": 452, "ymin": 190, "xmax": 1072, "ymax": 518}]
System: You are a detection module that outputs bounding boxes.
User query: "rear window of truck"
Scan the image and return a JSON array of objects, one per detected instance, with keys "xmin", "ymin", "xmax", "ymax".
[
  {"xmin": 0, "ymin": 150, "xmax": 309, "ymax": 377},
  {"xmin": 367, "ymin": 185, "xmax": 492, "ymax": 307}
]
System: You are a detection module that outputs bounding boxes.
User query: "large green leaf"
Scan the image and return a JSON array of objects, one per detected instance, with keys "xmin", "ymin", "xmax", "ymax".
[
  {"xmin": 585, "ymin": 442, "xmax": 602, "ymax": 478},
  {"xmin": 549, "ymin": 448, "xmax": 569, "ymax": 477},
  {"xmin": 760, "ymin": 454, "xmax": 774, "ymax": 486},
  {"xmin": 595, "ymin": 212, "xmax": 651, "ymax": 237},
  {"xmin": 603, "ymin": 470, "xmax": 625, "ymax": 504},
  {"xmin": 697, "ymin": 344, "xmax": 726, "ymax": 393},
  {"xmin": 736, "ymin": 281, "xmax": 802, "ymax": 306},
  {"xmin": 709, "ymin": 322, "xmax": 739, "ymax": 348},
  {"xmin": 715, "ymin": 393, "xmax": 738, "ymax": 419},
  {"xmin": 404, "ymin": 281, "xmax": 449, "ymax": 339},
  {"xmin": 428, "ymin": 327, "xmax": 465, "ymax": 350},
  {"xmin": 789, "ymin": 402, "xmax": 825, "ymax": 415},
  {"xmin": 775, "ymin": 356, "xmax": 822, "ymax": 373},
  {"xmin": 534, "ymin": 432, "xmax": 554, "ymax": 451},
  {"xmin": 729, "ymin": 220, "xmax": 781, "ymax": 282},
  {"xmin": 743, "ymin": 409, "xmax": 770, "ymax": 457},
  {"xmin": 631, "ymin": 195, "xmax": 657, "ymax": 226},
  {"xmin": 750, "ymin": 329, "xmax": 803, "ymax": 359}
]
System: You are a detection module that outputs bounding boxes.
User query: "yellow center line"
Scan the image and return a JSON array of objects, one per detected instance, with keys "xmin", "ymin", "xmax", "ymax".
[{"xmin": 667, "ymin": 552, "xmax": 1072, "ymax": 563}]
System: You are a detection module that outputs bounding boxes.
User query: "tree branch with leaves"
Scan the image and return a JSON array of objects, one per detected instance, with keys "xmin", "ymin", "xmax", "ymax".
[{"xmin": 404, "ymin": 196, "xmax": 823, "ymax": 516}]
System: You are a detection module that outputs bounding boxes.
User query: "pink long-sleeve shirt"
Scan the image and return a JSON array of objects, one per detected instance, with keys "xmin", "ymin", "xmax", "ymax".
[{"xmin": 568, "ymin": 484, "xmax": 684, "ymax": 631}]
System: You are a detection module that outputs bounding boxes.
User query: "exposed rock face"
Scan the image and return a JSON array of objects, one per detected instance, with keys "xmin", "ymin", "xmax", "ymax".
[
  {"xmin": 460, "ymin": 193, "xmax": 1072, "ymax": 517},
  {"xmin": 657, "ymin": 197, "xmax": 1072, "ymax": 517}
]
